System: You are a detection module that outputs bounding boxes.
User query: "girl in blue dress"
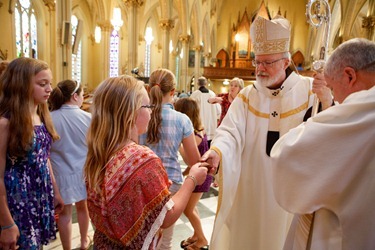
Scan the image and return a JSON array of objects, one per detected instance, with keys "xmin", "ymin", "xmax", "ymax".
[{"xmin": 0, "ymin": 57, "xmax": 63, "ymax": 250}]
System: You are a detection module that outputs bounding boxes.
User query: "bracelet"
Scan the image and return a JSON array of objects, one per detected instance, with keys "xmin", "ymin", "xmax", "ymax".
[
  {"xmin": 1, "ymin": 222, "xmax": 16, "ymax": 230},
  {"xmin": 186, "ymin": 175, "xmax": 197, "ymax": 188}
]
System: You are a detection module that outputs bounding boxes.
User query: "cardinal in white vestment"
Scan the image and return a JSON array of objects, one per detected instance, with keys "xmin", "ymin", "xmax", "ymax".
[{"xmin": 201, "ymin": 15, "xmax": 333, "ymax": 249}]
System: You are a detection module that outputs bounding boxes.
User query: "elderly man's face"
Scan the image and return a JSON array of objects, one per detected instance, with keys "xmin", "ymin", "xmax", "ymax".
[{"xmin": 254, "ymin": 53, "xmax": 289, "ymax": 89}]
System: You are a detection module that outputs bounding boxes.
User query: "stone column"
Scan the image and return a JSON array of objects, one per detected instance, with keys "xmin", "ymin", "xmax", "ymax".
[
  {"xmin": 159, "ymin": 19, "xmax": 174, "ymax": 69},
  {"xmin": 56, "ymin": 0, "xmax": 72, "ymax": 80},
  {"xmin": 98, "ymin": 20, "xmax": 112, "ymax": 80},
  {"xmin": 43, "ymin": 1, "xmax": 57, "ymax": 80},
  {"xmin": 124, "ymin": 0, "xmax": 144, "ymax": 71},
  {"xmin": 170, "ymin": 50, "xmax": 178, "ymax": 87},
  {"xmin": 179, "ymin": 35, "xmax": 190, "ymax": 92},
  {"xmin": 192, "ymin": 45, "xmax": 202, "ymax": 82}
]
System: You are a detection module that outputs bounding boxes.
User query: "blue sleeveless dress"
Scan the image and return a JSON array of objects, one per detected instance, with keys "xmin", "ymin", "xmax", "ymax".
[{"xmin": 3, "ymin": 124, "xmax": 56, "ymax": 249}]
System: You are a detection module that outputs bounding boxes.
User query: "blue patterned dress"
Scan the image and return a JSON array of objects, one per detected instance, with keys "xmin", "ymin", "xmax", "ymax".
[{"xmin": 3, "ymin": 124, "xmax": 56, "ymax": 249}]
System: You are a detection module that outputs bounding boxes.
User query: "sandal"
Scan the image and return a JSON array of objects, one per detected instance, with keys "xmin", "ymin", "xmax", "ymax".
[
  {"xmin": 184, "ymin": 243, "xmax": 209, "ymax": 250},
  {"xmin": 180, "ymin": 237, "xmax": 197, "ymax": 248}
]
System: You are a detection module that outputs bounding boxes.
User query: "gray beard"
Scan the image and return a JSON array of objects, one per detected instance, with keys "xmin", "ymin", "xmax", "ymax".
[{"xmin": 256, "ymin": 69, "xmax": 285, "ymax": 88}]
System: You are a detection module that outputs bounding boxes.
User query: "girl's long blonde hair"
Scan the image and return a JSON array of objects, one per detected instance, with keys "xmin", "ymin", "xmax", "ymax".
[
  {"xmin": 0, "ymin": 57, "xmax": 59, "ymax": 157},
  {"xmin": 84, "ymin": 75, "xmax": 145, "ymax": 195}
]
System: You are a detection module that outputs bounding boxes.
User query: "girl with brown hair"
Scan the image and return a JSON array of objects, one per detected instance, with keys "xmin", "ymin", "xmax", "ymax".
[
  {"xmin": 49, "ymin": 80, "xmax": 92, "ymax": 249},
  {"xmin": 0, "ymin": 57, "xmax": 63, "ymax": 249}
]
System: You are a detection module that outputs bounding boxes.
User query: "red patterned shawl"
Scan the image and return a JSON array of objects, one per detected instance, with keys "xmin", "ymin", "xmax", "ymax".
[{"xmin": 87, "ymin": 143, "xmax": 171, "ymax": 249}]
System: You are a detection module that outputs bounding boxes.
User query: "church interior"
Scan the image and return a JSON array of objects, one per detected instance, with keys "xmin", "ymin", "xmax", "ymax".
[
  {"xmin": 0, "ymin": 1, "xmax": 374, "ymax": 249},
  {"xmin": 0, "ymin": 0, "xmax": 374, "ymax": 96}
]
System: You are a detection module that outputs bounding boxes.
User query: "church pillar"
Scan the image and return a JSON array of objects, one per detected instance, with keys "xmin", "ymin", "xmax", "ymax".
[
  {"xmin": 56, "ymin": 0, "xmax": 72, "ymax": 80},
  {"xmin": 193, "ymin": 45, "xmax": 202, "ymax": 82},
  {"xmin": 170, "ymin": 50, "xmax": 178, "ymax": 88},
  {"xmin": 179, "ymin": 35, "xmax": 190, "ymax": 92},
  {"xmin": 124, "ymin": 0, "xmax": 143, "ymax": 71},
  {"xmin": 98, "ymin": 21, "xmax": 112, "ymax": 80},
  {"xmin": 43, "ymin": 1, "xmax": 57, "ymax": 81},
  {"xmin": 159, "ymin": 19, "xmax": 174, "ymax": 69}
]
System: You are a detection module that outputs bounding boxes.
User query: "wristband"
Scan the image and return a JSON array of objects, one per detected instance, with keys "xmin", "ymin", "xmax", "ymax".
[
  {"xmin": 186, "ymin": 175, "xmax": 197, "ymax": 188},
  {"xmin": 1, "ymin": 222, "xmax": 16, "ymax": 230}
]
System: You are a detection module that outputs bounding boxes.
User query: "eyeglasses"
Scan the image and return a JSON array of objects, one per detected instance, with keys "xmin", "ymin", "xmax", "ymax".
[
  {"xmin": 252, "ymin": 58, "xmax": 286, "ymax": 68},
  {"xmin": 71, "ymin": 81, "xmax": 80, "ymax": 95},
  {"xmin": 141, "ymin": 104, "xmax": 155, "ymax": 109}
]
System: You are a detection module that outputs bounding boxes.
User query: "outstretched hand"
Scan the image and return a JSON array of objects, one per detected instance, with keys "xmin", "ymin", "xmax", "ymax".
[
  {"xmin": 188, "ymin": 162, "xmax": 208, "ymax": 185},
  {"xmin": 208, "ymin": 97, "xmax": 223, "ymax": 104},
  {"xmin": 200, "ymin": 149, "xmax": 220, "ymax": 176}
]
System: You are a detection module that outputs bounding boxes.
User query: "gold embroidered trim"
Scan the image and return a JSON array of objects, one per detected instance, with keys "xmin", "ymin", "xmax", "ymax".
[
  {"xmin": 280, "ymin": 101, "xmax": 309, "ymax": 118},
  {"xmin": 239, "ymin": 91, "xmax": 312, "ymax": 119},
  {"xmin": 210, "ymin": 146, "xmax": 223, "ymax": 215},
  {"xmin": 252, "ymin": 17, "xmax": 289, "ymax": 55},
  {"xmin": 238, "ymin": 93, "xmax": 271, "ymax": 118}
]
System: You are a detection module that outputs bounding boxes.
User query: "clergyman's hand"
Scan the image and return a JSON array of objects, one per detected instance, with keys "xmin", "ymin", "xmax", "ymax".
[
  {"xmin": 200, "ymin": 149, "xmax": 220, "ymax": 175},
  {"xmin": 312, "ymin": 72, "xmax": 333, "ymax": 110}
]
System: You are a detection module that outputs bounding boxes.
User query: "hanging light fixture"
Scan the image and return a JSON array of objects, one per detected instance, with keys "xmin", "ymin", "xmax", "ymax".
[{"xmin": 111, "ymin": 7, "xmax": 123, "ymax": 31}]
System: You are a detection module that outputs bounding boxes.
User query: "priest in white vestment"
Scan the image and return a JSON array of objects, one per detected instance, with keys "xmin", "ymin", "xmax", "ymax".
[
  {"xmin": 190, "ymin": 76, "xmax": 221, "ymax": 147},
  {"xmin": 201, "ymin": 16, "xmax": 332, "ymax": 249},
  {"xmin": 271, "ymin": 38, "xmax": 375, "ymax": 250}
]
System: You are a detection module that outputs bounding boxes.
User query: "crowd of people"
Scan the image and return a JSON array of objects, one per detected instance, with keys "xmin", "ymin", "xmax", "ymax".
[{"xmin": 0, "ymin": 14, "xmax": 375, "ymax": 250}]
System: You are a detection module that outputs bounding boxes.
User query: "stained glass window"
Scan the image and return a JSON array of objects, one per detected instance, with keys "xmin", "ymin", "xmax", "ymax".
[
  {"xmin": 71, "ymin": 15, "xmax": 82, "ymax": 83},
  {"xmin": 15, "ymin": 0, "xmax": 37, "ymax": 58},
  {"xmin": 109, "ymin": 30, "xmax": 120, "ymax": 77}
]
